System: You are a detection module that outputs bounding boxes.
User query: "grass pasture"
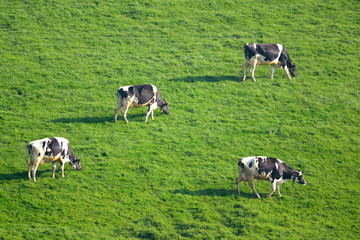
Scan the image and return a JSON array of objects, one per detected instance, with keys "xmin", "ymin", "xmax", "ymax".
[{"xmin": 1, "ymin": 0, "xmax": 359, "ymax": 239}]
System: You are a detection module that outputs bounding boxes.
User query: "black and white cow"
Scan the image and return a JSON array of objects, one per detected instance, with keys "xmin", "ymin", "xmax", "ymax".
[
  {"xmin": 236, "ymin": 156, "xmax": 306, "ymax": 198},
  {"xmin": 241, "ymin": 43, "xmax": 297, "ymax": 82},
  {"xmin": 114, "ymin": 84, "xmax": 169, "ymax": 124},
  {"xmin": 26, "ymin": 137, "xmax": 82, "ymax": 182}
]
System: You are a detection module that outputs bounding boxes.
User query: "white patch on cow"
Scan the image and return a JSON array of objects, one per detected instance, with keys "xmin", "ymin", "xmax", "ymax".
[
  {"xmin": 152, "ymin": 85, "xmax": 158, "ymax": 94},
  {"xmin": 275, "ymin": 177, "xmax": 286, "ymax": 185},
  {"xmin": 256, "ymin": 54, "xmax": 264, "ymax": 62},
  {"xmin": 121, "ymin": 86, "xmax": 131, "ymax": 92},
  {"xmin": 275, "ymin": 44, "xmax": 283, "ymax": 62}
]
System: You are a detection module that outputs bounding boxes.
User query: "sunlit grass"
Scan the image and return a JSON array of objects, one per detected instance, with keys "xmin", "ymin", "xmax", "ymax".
[{"xmin": 0, "ymin": 0, "xmax": 359, "ymax": 239}]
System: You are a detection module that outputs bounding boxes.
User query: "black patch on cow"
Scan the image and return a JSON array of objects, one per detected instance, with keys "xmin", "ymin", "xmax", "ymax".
[
  {"xmin": 244, "ymin": 44, "xmax": 257, "ymax": 60},
  {"xmin": 249, "ymin": 161, "xmax": 253, "ymax": 168},
  {"xmin": 128, "ymin": 86, "xmax": 135, "ymax": 95},
  {"xmin": 155, "ymin": 90, "xmax": 169, "ymax": 114},
  {"xmin": 38, "ymin": 153, "xmax": 41, "ymax": 156},
  {"xmin": 257, "ymin": 157, "xmax": 279, "ymax": 176},
  {"xmin": 46, "ymin": 138, "xmax": 63, "ymax": 157},
  {"xmin": 281, "ymin": 163, "xmax": 297, "ymax": 180},
  {"xmin": 244, "ymin": 43, "xmax": 281, "ymax": 62},
  {"xmin": 42, "ymin": 141, "xmax": 46, "ymax": 149},
  {"xmin": 256, "ymin": 44, "xmax": 280, "ymax": 62},
  {"xmin": 257, "ymin": 157, "xmax": 298, "ymax": 181},
  {"xmin": 265, "ymin": 157, "xmax": 278, "ymax": 162},
  {"xmin": 118, "ymin": 88, "xmax": 129, "ymax": 99},
  {"xmin": 238, "ymin": 159, "xmax": 245, "ymax": 168},
  {"xmin": 133, "ymin": 84, "xmax": 155, "ymax": 105}
]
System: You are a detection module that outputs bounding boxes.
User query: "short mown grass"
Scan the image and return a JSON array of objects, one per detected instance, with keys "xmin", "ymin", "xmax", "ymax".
[{"xmin": 1, "ymin": 0, "xmax": 359, "ymax": 239}]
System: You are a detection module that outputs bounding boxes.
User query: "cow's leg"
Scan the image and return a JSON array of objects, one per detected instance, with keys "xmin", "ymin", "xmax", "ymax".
[
  {"xmin": 241, "ymin": 62, "xmax": 250, "ymax": 81},
  {"xmin": 236, "ymin": 171, "xmax": 247, "ymax": 194},
  {"xmin": 114, "ymin": 108, "xmax": 120, "ymax": 123},
  {"xmin": 265, "ymin": 181, "xmax": 278, "ymax": 197},
  {"xmin": 270, "ymin": 65, "xmax": 275, "ymax": 79},
  {"xmin": 250, "ymin": 59, "xmax": 258, "ymax": 82},
  {"xmin": 248, "ymin": 178, "xmax": 261, "ymax": 198},
  {"xmin": 32, "ymin": 162, "xmax": 40, "ymax": 182},
  {"xmin": 114, "ymin": 101, "xmax": 123, "ymax": 123},
  {"xmin": 145, "ymin": 109, "xmax": 152, "ymax": 122},
  {"xmin": 284, "ymin": 66, "xmax": 292, "ymax": 80},
  {"xmin": 276, "ymin": 185, "xmax": 282, "ymax": 197},
  {"xmin": 27, "ymin": 162, "xmax": 33, "ymax": 181},
  {"xmin": 122, "ymin": 104, "xmax": 131, "ymax": 124},
  {"xmin": 52, "ymin": 162, "xmax": 57, "ymax": 178},
  {"xmin": 145, "ymin": 103, "xmax": 157, "ymax": 122},
  {"xmin": 60, "ymin": 162, "xmax": 65, "ymax": 178},
  {"xmin": 235, "ymin": 176, "xmax": 243, "ymax": 194},
  {"xmin": 150, "ymin": 109, "xmax": 154, "ymax": 120}
]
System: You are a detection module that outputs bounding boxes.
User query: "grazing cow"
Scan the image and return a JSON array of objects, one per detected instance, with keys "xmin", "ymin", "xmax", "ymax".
[
  {"xmin": 236, "ymin": 156, "xmax": 306, "ymax": 198},
  {"xmin": 26, "ymin": 137, "xmax": 82, "ymax": 182},
  {"xmin": 114, "ymin": 84, "xmax": 169, "ymax": 124},
  {"xmin": 241, "ymin": 43, "xmax": 296, "ymax": 82}
]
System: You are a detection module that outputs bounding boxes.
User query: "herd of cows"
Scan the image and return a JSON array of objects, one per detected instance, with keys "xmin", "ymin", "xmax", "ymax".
[{"xmin": 25, "ymin": 43, "xmax": 306, "ymax": 198}]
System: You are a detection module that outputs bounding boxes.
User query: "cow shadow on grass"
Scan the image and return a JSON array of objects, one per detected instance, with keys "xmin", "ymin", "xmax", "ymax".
[
  {"xmin": 52, "ymin": 114, "xmax": 148, "ymax": 124},
  {"xmin": 0, "ymin": 169, "xmax": 71, "ymax": 181},
  {"xmin": 52, "ymin": 116, "xmax": 113, "ymax": 124},
  {"xmin": 0, "ymin": 170, "xmax": 54, "ymax": 181},
  {"xmin": 170, "ymin": 75, "xmax": 242, "ymax": 83},
  {"xmin": 0, "ymin": 171, "xmax": 27, "ymax": 181},
  {"xmin": 172, "ymin": 188, "xmax": 255, "ymax": 198}
]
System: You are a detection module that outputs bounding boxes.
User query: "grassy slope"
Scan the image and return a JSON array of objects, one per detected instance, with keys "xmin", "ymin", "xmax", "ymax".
[{"xmin": 1, "ymin": 0, "xmax": 359, "ymax": 239}]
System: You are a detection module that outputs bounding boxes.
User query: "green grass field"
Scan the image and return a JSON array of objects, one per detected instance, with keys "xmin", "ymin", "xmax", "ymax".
[{"xmin": 1, "ymin": 0, "xmax": 359, "ymax": 239}]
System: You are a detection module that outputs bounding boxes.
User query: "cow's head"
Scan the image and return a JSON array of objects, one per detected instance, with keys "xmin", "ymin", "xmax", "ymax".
[
  {"xmin": 292, "ymin": 171, "xmax": 306, "ymax": 186},
  {"xmin": 70, "ymin": 156, "xmax": 82, "ymax": 170},
  {"xmin": 160, "ymin": 100, "xmax": 169, "ymax": 115},
  {"xmin": 289, "ymin": 63, "xmax": 296, "ymax": 77}
]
